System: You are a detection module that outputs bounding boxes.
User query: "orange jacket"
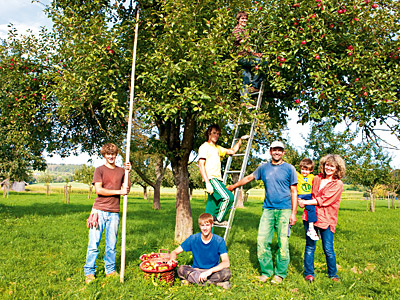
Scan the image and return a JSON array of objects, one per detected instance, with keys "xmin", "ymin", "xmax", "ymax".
[{"xmin": 302, "ymin": 174, "xmax": 343, "ymax": 233}]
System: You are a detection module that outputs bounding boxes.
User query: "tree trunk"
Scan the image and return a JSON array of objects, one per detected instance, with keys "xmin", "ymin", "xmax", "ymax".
[
  {"xmin": 156, "ymin": 111, "xmax": 195, "ymax": 243},
  {"xmin": 189, "ymin": 187, "xmax": 193, "ymax": 201},
  {"xmin": 369, "ymin": 190, "xmax": 375, "ymax": 212},
  {"xmin": 143, "ymin": 186, "xmax": 148, "ymax": 201},
  {"xmin": 88, "ymin": 185, "xmax": 92, "ymax": 199},
  {"xmin": 152, "ymin": 156, "xmax": 165, "ymax": 210},
  {"xmin": 153, "ymin": 182, "xmax": 161, "ymax": 210},
  {"xmin": 235, "ymin": 187, "xmax": 244, "ymax": 208},
  {"xmin": 173, "ymin": 164, "xmax": 192, "ymax": 243}
]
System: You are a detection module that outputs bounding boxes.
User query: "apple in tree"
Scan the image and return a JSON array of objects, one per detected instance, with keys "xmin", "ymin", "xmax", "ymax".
[
  {"xmin": 295, "ymin": 99, "xmax": 301, "ymax": 104},
  {"xmin": 372, "ymin": 3, "xmax": 377, "ymax": 8},
  {"xmin": 276, "ymin": 71, "xmax": 281, "ymax": 76},
  {"xmin": 315, "ymin": 54, "xmax": 320, "ymax": 59},
  {"xmin": 280, "ymin": 57, "xmax": 285, "ymax": 62},
  {"xmin": 301, "ymin": 40, "xmax": 307, "ymax": 45},
  {"xmin": 254, "ymin": 65, "xmax": 259, "ymax": 70}
]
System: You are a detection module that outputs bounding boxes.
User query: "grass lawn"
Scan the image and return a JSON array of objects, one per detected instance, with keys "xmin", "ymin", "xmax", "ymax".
[{"xmin": 0, "ymin": 191, "xmax": 399, "ymax": 299}]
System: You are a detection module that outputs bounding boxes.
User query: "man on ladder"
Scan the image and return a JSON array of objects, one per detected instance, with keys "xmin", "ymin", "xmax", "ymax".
[{"xmin": 198, "ymin": 124, "xmax": 249, "ymax": 226}]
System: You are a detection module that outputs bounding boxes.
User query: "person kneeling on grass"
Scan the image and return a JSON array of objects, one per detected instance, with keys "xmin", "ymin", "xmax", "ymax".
[{"xmin": 168, "ymin": 213, "xmax": 231, "ymax": 289}]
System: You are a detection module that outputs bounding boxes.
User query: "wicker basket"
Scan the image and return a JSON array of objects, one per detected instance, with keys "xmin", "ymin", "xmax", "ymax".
[{"xmin": 139, "ymin": 249, "xmax": 175, "ymax": 286}]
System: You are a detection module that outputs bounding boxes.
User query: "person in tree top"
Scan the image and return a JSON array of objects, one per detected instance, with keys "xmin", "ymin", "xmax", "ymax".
[{"xmin": 233, "ymin": 11, "xmax": 264, "ymax": 94}]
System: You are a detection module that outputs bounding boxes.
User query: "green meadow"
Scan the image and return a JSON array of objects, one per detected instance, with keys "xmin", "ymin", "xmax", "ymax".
[{"xmin": 1, "ymin": 190, "xmax": 399, "ymax": 299}]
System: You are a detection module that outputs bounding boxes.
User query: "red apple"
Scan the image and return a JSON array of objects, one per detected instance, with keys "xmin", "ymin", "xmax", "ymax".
[
  {"xmin": 280, "ymin": 57, "xmax": 285, "ymax": 62},
  {"xmin": 348, "ymin": 52, "xmax": 353, "ymax": 56},
  {"xmin": 329, "ymin": 24, "xmax": 334, "ymax": 28},
  {"xmin": 372, "ymin": 3, "xmax": 377, "ymax": 8},
  {"xmin": 213, "ymin": 61, "xmax": 216, "ymax": 65},
  {"xmin": 315, "ymin": 54, "xmax": 320, "ymax": 59},
  {"xmin": 295, "ymin": 99, "xmax": 301, "ymax": 104},
  {"xmin": 276, "ymin": 72, "xmax": 281, "ymax": 76},
  {"xmin": 317, "ymin": 3, "xmax": 321, "ymax": 7},
  {"xmin": 255, "ymin": 65, "xmax": 259, "ymax": 70},
  {"xmin": 338, "ymin": 9, "xmax": 343, "ymax": 14},
  {"xmin": 355, "ymin": 78, "xmax": 359, "ymax": 82},
  {"xmin": 363, "ymin": 91, "xmax": 368, "ymax": 96},
  {"xmin": 354, "ymin": 17, "xmax": 359, "ymax": 21},
  {"xmin": 301, "ymin": 40, "xmax": 307, "ymax": 45}
]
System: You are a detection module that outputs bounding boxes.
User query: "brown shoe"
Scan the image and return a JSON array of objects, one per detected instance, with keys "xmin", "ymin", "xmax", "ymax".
[
  {"xmin": 85, "ymin": 274, "xmax": 95, "ymax": 284},
  {"xmin": 105, "ymin": 271, "xmax": 119, "ymax": 278},
  {"xmin": 248, "ymin": 87, "xmax": 260, "ymax": 93}
]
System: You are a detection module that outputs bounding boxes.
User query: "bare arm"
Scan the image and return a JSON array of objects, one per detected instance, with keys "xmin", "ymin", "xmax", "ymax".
[
  {"xmin": 168, "ymin": 245, "xmax": 184, "ymax": 265},
  {"xmin": 227, "ymin": 174, "xmax": 255, "ymax": 191},
  {"xmin": 199, "ymin": 253, "xmax": 230, "ymax": 283},
  {"xmin": 289, "ymin": 185, "xmax": 298, "ymax": 225},
  {"xmin": 298, "ymin": 199, "xmax": 318, "ymax": 208},
  {"xmin": 198, "ymin": 158, "xmax": 209, "ymax": 183},
  {"xmin": 94, "ymin": 182, "xmax": 129, "ymax": 196},
  {"xmin": 225, "ymin": 138, "xmax": 243, "ymax": 155}
]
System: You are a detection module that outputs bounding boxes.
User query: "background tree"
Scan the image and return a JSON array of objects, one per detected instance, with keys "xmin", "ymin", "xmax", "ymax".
[
  {"xmin": 345, "ymin": 143, "xmax": 393, "ymax": 212},
  {"xmin": 73, "ymin": 164, "xmax": 96, "ymax": 199}
]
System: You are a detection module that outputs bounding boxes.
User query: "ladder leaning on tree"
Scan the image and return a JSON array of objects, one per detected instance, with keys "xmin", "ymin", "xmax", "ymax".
[{"xmin": 214, "ymin": 81, "xmax": 264, "ymax": 243}]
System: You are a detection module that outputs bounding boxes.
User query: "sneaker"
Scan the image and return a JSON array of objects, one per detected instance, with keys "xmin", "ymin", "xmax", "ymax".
[
  {"xmin": 214, "ymin": 220, "xmax": 228, "ymax": 226},
  {"xmin": 307, "ymin": 229, "xmax": 320, "ymax": 241},
  {"xmin": 216, "ymin": 281, "xmax": 231, "ymax": 289},
  {"xmin": 271, "ymin": 275, "xmax": 283, "ymax": 284},
  {"xmin": 258, "ymin": 275, "xmax": 269, "ymax": 282},
  {"xmin": 105, "ymin": 271, "xmax": 119, "ymax": 278},
  {"xmin": 85, "ymin": 274, "xmax": 95, "ymax": 284},
  {"xmin": 331, "ymin": 277, "xmax": 340, "ymax": 282},
  {"xmin": 305, "ymin": 275, "xmax": 315, "ymax": 282}
]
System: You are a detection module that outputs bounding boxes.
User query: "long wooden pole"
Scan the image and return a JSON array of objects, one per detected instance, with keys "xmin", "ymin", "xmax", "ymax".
[{"xmin": 120, "ymin": 6, "xmax": 140, "ymax": 283}]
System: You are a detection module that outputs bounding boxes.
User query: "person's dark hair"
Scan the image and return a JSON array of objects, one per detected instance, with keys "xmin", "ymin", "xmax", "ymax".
[
  {"xmin": 100, "ymin": 143, "xmax": 119, "ymax": 157},
  {"xmin": 319, "ymin": 154, "xmax": 346, "ymax": 179},
  {"xmin": 299, "ymin": 158, "xmax": 314, "ymax": 171},
  {"xmin": 236, "ymin": 11, "xmax": 248, "ymax": 23},
  {"xmin": 205, "ymin": 124, "xmax": 221, "ymax": 140}
]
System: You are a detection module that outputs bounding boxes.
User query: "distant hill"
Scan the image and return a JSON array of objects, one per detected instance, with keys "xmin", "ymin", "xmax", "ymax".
[{"xmin": 46, "ymin": 164, "xmax": 82, "ymax": 173}]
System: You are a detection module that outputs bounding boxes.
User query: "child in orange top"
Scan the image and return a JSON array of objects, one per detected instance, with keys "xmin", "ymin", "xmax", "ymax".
[{"xmin": 297, "ymin": 158, "xmax": 318, "ymax": 241}]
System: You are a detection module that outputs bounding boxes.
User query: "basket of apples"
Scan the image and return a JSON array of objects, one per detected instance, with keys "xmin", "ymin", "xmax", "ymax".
[
  {"xmin": 139, "ymin": 249, "xmax": 170, "ymax": 261},
  {"xmin": 139, "ymin": 249, "xmax": 177, "ymax": 286}
]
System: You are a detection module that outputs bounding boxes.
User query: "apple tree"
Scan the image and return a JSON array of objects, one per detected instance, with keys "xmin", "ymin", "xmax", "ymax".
[
  {"xmin": 0, "ymin": 28, "xmax": 56, "ymax": 181},
  {"xmin": 40, "ymin": 0, "xmax": 400, "ymax": 242}
]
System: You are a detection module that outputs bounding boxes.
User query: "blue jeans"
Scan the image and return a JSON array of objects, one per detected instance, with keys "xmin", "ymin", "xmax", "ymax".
[
  {"xmin": 238, "ymin": 55, "xmax": 265, "ymax": 90},
  {"xmin": 84, "ymin": 210, "xmax": 120, "ymax": 276},
  {"xmin": 257, "ymin": 209, "xmax": 291, "ymax": 278},
  {"xmin": 303, "ymin": 221, "xmax": 338, "ymax": 279}
]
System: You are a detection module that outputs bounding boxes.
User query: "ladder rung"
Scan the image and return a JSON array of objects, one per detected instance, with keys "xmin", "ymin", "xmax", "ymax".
[
  {"xmin": 214, "ymin": 224, "xmax": 230, "ymax": 228},
  {"xmin": 227, "ymin": 170, "xmax": 241, "ymax": 174},
  {"xmin": 233, "ymin": 153, "xmax": 245, "ymax": 157}
]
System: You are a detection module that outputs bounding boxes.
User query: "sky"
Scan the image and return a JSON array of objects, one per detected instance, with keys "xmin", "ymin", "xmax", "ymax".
[{"xmin": 1, "ymin": 0, "xmax": 399, "ymax": 168}]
